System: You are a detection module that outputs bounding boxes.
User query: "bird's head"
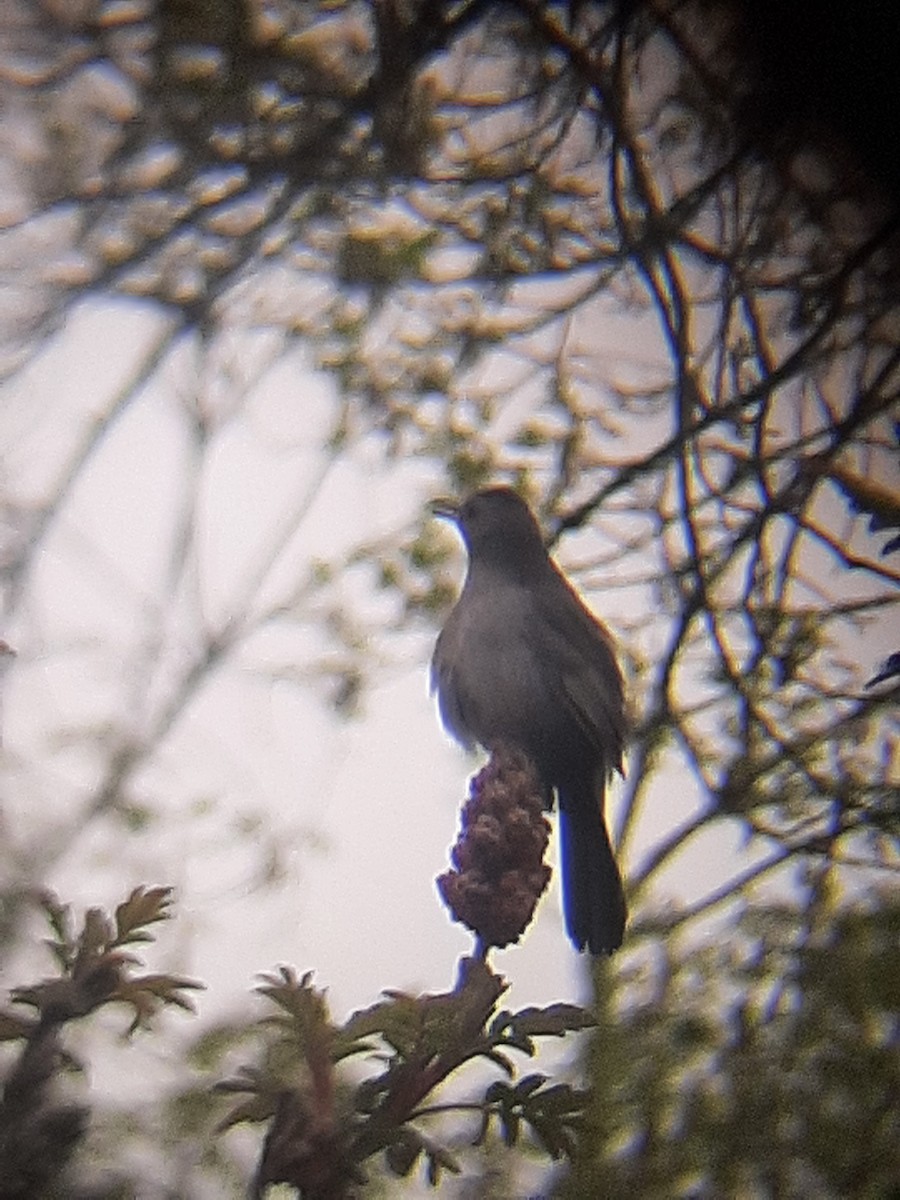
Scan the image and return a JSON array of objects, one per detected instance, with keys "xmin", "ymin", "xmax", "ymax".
[{"xmin": 430, "ymin": 487, "xmax": 547, "ymax": 569}]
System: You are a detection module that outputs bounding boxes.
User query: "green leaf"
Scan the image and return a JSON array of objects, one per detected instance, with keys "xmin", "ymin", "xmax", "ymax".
[
  {"xmin": 114, "ymin": 886, "xmax": 174, "ymax": 944},
  {"xmin": 513, "ymin": 1072, "xmax": 547, "ymax": 1098},
  {"xmin": 255, "ymin": 967, "xmax": 336, "ymax": 1053},
  {"xmin": 115, "ymin": 972, "xmax": 203, "ymax": 1035},
  {"xmin": 505, "ymin": 1003, "xmax": 596, "ymax": 1037}
]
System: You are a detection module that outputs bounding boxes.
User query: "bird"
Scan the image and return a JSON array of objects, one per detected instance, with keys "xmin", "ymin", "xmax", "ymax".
[{"xmin": 430, "ymin": 486, "xmax": 627, "ymax": 955}]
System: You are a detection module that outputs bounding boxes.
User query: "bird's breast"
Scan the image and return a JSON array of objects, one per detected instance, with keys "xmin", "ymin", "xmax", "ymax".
[{"xmin": 432, "ymin": 582, "xmax": 585, "ymax": 775}]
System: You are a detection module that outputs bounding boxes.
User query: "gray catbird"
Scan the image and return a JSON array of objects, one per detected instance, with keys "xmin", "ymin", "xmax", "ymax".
[{"xmin": 430, "ymin": 486, "xmax": 627, "ymax": 955}]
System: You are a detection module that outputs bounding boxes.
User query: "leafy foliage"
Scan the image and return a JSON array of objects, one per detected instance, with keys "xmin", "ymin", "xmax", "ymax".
[
  {"xmin": 215, "ymin": 957, "xmax": 595, "ymax": 1194},
  {"xmin": 0, "ymin": 887, "xmax": 201, "ymax": 1198},
  {"xmin": 9, "ymin": 886, "xmax": 201, "ymax": 1035},
  {"xmin": 564, "ymin": 882, "xmax": 900, "ymax": 1199}
]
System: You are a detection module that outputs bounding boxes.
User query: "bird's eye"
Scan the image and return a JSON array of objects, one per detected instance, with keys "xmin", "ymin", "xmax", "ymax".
[{"xmin": 460, "ymin": 496, "xmax": 485, "ymax": 526}]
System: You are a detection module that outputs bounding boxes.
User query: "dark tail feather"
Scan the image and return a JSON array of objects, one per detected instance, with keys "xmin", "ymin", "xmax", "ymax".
[{"xmin": 558, "ymin": 789, "xmax": 626, "ymax": 955}]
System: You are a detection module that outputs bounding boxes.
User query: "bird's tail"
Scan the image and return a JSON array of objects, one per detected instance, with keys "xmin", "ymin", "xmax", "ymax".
[{"xmin": 558, "ymin": 787, "xmax": 626, "ymax": 955}]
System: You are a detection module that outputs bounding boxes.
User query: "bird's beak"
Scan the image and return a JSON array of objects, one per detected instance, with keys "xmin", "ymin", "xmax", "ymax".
[{"xmin": 429, "ymin": 497, "xmax": 460, "ymax": 521}]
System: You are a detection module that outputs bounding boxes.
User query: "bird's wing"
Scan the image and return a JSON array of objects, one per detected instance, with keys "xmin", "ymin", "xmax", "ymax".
[{"xmin": 539, "ymin": 574, "xmax": 626, "ymax": 776}]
